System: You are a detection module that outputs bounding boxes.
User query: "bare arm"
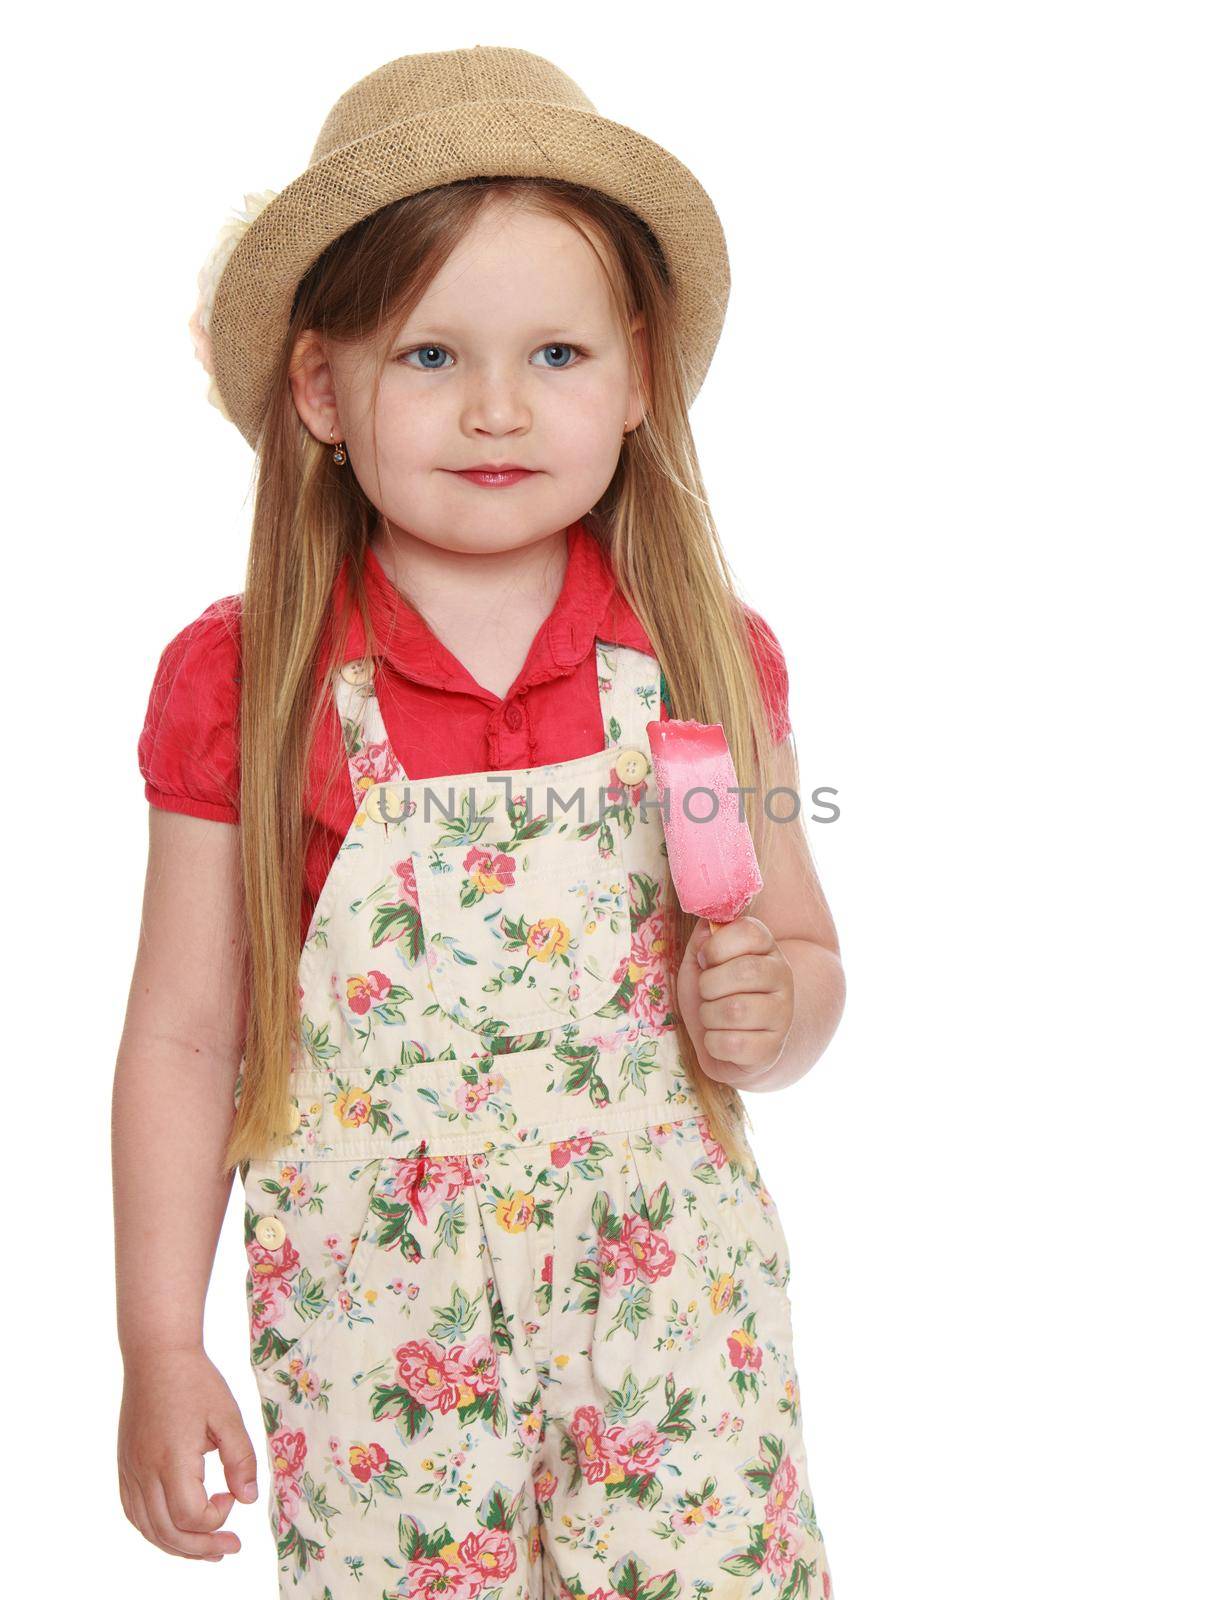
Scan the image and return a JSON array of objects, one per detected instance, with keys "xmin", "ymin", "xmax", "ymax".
[
  {"xmin": 114, "ymin": 806, "xmax": 247, "ymax": 1353},
  {"xmin": 113, "ymin": 807, "xmax": 259, "ymax": 1562}
]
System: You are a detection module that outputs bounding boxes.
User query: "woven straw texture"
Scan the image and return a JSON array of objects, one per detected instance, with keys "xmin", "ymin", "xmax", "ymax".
[{"xmin": 209, "ymin": 46, "xmax": 731, "ymax": 449}]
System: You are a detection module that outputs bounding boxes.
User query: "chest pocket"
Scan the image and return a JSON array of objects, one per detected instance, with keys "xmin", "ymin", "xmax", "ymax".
[{"xmin": 413, "ymin": 813, "xmax": 632, "ymax": 1037}]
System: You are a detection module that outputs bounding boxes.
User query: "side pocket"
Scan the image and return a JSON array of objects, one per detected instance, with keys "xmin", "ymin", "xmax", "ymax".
[
  {"xmin": 735, "ymin": 1150, "xmax": 795, "ymax": 1290},
  {"xmin": 242, "ymin": 1155, "xmax": 389, "ymax": 1369}
]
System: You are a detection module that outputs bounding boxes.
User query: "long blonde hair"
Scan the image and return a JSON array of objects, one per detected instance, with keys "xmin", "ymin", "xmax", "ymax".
[{"xmin": 223, "ymin": 176, "xmax": 786, "ymax": 1176}]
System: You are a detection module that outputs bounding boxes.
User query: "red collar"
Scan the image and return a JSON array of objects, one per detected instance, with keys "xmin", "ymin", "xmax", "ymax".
[{"xmin": 329, "ymin": 519, "xmax": 653, "ymax": 701}]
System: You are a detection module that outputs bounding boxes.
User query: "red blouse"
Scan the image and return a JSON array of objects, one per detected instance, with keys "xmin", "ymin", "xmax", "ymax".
[{"xmin": 138, "ymin": 519, "xmax": 791, "ymax": 942}]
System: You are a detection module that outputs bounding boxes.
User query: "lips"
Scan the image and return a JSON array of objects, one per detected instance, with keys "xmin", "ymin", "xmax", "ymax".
[{"xmin": 449, "ymin": 466, "xmax": 537, "ymax": 488}]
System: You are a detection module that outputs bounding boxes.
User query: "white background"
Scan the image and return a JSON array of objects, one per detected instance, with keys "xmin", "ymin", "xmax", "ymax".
[{"xmin": 5, "ymin": 3, "xmax": 1208, "ymax": 1595}]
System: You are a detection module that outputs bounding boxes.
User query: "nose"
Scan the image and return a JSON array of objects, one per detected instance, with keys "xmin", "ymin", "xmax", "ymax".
[{"xmin": 461, "ymin": 364, "xmax": 535, "ymax": 437}]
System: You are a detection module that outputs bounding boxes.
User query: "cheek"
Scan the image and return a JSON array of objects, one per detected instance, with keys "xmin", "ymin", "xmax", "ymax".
[
  {"xmin": 370, "ymin": 385, "xmax": 447, "ymax": 459},
  {"xmin": 344, "ymin": 408, "xmax": 444, "ymax": 495},
  {"xmin": 541, "ymin": 377, "xmax": 622, "ymax": 437},
  {"xmin": 538, "ymin": 403, "xmax": 628, "ymax": 485}
]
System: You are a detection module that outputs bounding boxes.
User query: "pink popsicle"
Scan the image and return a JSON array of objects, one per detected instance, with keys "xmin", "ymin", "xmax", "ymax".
[{"xmin": 645, "ymin": 718, "xmax": 764, "ymax": 931}]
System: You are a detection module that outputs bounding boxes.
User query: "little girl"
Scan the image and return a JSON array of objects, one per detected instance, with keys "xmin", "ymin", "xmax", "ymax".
[{"xmin": 114, "ymin": 46, "xmax": 843, "ymax": 1600}]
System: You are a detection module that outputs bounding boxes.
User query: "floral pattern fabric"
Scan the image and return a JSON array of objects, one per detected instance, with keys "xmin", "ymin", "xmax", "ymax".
[{"xmin": 237, "ymin": 643, "xmax": 833, "ymax": 1598}]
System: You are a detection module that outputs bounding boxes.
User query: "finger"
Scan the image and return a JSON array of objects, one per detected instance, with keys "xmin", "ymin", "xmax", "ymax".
[
  {"xmin": 124, "ymin": 1469, "xmax": 207, "ymax": 1560},
  {"xmin": 146, "ymin": 1472, "xmax": 240, "ymax": 1560},
  {"xmin": 211, "ymin": 1403, "xmax": 260, "ymax": 1504},
  {"xmin": 195, "ymin": 1492, "xmax": 240, "ymax": 1558},
  {"xmin": 698, "ymin": 915, "xmax": 774, "ymax": 968},
  {"xmin": 698, "ymin": 1063, "xmax": 753, "ymax": 1088},
  {"xmin": 118, "ymin": 1467, "xmax": 146, "ymax": 1539},
  {"xmin": 700, "ymin": 1056, "xmax": 770, "ymax": 1087},
  {"xmin": 698, "ymin": 992, "xmax": 779, "ymax": 1033},
  {"xmin": 702, "ymin": 1028, "xmax": 785, "ymax": 1074},
  {"xmin": 164, "ymin": 1461, "xmax": 242, "ymax": 1543},
  {"xmin": 698, "ymin": 950, "xmax": 781, "ymax": 1000},
  {"xmin": 209, "ymin": 1489, "xmax": 238, "ymax": 1523}
]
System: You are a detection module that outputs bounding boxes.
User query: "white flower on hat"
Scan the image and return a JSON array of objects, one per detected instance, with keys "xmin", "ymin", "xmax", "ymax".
[{"xmin": 188, "ymin": 189, "xmax": 279, "ymax": 421}]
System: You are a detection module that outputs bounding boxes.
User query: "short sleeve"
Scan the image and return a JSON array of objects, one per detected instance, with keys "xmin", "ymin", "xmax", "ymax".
[
  {"xmin": 138, "ymin": 595, "xmax": 242, "ymax": 823},
  {"xmin": 742, "ymin": 604, "xmax": 792, "ymax": 744}
]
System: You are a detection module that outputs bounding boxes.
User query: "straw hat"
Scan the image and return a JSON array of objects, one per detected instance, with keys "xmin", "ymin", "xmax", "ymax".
[{"xmin": 198, "ymin": 45, "xmax": 731, "ymax": 449}]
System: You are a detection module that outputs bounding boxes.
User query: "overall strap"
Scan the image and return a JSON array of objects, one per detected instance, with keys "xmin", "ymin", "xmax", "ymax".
[
  {"xmin": 332, "ymin": 659, "xmax": 409, "ymax": 807},
  {"xmin": 594, "ymin": 640, "xmax": 664, "ymax": 755}
]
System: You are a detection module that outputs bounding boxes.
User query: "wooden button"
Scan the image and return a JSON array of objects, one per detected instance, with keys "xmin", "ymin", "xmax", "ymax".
[
  {"xmin": 285, "ymin": 1099, "xmax": 302, "ymax": 1133},
  {"xmin": 615, "ymin": 747, "xmax": 650, "ymax": 784},
  {"xmin": 254, "ymin": 1215, "xmax": 287, "ymax": 1251},
  {"xmin": 340, "ymin": 659, "xmax": 375, "ymax": 686},
  {"xmin": 362, "ymin": 784, "xmax": 409, "ymax": 824}
]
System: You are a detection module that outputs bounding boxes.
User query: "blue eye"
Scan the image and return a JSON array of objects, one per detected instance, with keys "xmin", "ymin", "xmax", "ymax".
[
  {"xmin": 398, "ymin": 345, "xmax": 452, "ymax": 370},
  {"xmin": 532, "ymin": 343, "xmax": 583, "ymax": 369}
]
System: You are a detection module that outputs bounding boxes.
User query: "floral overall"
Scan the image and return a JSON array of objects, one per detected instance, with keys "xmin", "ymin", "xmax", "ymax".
[{"xmin": 238, "ymin": 641, "xmax": 834, "ymax": 1600}]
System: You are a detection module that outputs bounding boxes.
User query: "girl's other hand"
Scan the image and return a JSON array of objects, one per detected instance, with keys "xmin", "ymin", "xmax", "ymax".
[
  {"xmin": 118, "ymin": 1345, "xmax": 259, "ymax": 1562},
  {"xmin": 676, "ymin": 914, "xmax": 795, "ymax": 1087}
]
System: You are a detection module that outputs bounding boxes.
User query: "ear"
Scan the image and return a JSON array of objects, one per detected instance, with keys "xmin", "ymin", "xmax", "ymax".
[
  {"xmin": 288, "ymin": 328, "xmax": 343, "ymax": 445},
  {"xmin": 626, "ymin": 313, "xmax": 651, "ymax": 430}
]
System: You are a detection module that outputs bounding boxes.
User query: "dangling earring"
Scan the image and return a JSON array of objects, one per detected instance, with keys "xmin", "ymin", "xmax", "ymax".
[{"xmin": 329, "ymin": 426, "xmax": 347, "ymax": 466}]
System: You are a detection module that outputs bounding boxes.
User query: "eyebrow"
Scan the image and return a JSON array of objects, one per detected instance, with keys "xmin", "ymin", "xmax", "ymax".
[{"xmin": 392, "ymin": 325, "xmax": 594, "ymax": 341}]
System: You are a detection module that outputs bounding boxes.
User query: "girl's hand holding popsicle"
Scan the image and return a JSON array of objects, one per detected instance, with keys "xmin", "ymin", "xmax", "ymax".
[
  {"xmin": 646, "ymin": 718, "xmax": 796, "ymax": 1086},
  {"xmin": 677, "ymin": 913, "xmax": 797, "ymax": 1086}
]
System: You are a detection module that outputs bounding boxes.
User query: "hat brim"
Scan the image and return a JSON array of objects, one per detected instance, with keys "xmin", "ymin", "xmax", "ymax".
[{"xmin": 209, "ymin": 100, "xmax": 730, "ymax": 449}]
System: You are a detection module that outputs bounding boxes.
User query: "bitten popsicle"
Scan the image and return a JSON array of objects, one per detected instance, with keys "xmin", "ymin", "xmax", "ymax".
[{"xmin": 645, "ymin": 718, "xmax": 764, "ymax": 932}]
